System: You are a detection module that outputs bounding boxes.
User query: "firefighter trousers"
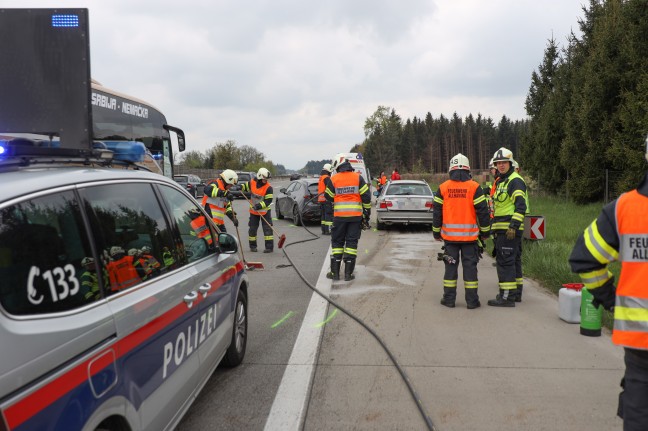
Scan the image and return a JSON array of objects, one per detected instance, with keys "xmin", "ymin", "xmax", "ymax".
[
  {"xmin": 249, "ymin": 211, "xmax": 274, "ymax": 251},
  {"xmin": 320, "ymin": 202, "xmax": 333, "ymax": 233},
  {"xmin": 442, "ymin": 241, "xmax": 480, "ymax": 305},
  {"xmin": 331, "ymin": 219, "xmax": 361, "ymax": 261},
  {"xmin": 619, "ymin": 348, "xmax": 648, "ymax": 430},
  {"xmin": 494, "ymin": 232, "xmax": 518, "ymax": 293}
]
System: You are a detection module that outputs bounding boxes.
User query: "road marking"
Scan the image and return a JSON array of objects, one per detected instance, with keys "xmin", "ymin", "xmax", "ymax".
[
  {"xmin": 264, "ymin": 246, "xmax": 332, "ymax": 431},
  {"xmin": 271, "ymin": 311, "xmax": 296, "ymax": 328},
  {"xmin": 314, "ymin": 308, "xmax": 338, "ymax": 327}
]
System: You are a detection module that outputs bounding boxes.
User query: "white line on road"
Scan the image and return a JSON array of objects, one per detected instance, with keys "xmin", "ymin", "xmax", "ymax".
[{"xmin": 263, "ymin": 247, "xmax": 332, "ymax": 431}]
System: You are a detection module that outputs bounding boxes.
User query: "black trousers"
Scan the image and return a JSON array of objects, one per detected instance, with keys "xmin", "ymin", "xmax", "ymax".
[
  {"xmin": 331, "ymin": 219, "xmax": 361, "ymax": 260},
  {"xmin": 320, "ymin": 202, "xmax": 333, "ymax": 230},
  {"xmin": 619, "ymin": 348, "xmax": 648, "ymax": 430},
  {"xmin": 494, "ymin": 232, "xmax": 518, "ymax": 292},
  {"xmin": 515, "ymin": 235, "xmax": 523, "ymax": 287},
  {"xmin": 442, "ymin": 242, "xmax": 480, "ymax": 304},
  {"xmin": 248, "ymin": 211, "xmax": 274, "ymax": 250}
]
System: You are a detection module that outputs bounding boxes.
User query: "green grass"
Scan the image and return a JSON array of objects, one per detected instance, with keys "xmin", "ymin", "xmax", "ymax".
[{"xmin": 522, "ymin": 195, "xmax": 619, "ymax": 328}]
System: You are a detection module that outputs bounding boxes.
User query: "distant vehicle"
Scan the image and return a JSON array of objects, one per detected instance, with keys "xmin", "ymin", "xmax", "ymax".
[
  {"xmin": 229, "ymin": 171, "xmax": 254, "ymax": 198},
  {"xmin": 335, "ymin": 152, "xmax": 371, "ymax": 184},
  {"xmin": 289, "ymin": 173, "xmax": 302, "ymax": 181},
  {"xmin": 276, "ymin": 178, "xmax": 321, "ymax": 226},
  {"xmin": 375, "ymin": 180, "xmax": 434, "ymax": 229},
  {"xmin": 173, "ymin": 174, "xmax": 205, "ymax": 198}
]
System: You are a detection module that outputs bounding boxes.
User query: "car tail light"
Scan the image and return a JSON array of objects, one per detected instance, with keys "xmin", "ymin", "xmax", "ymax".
[
  {"xmin": 379, "ymin": 201, "xmax": 393, "ymax": 209},
  {"xmin": 425, "ymin": 201, "xmax": 433, "ymax": 209}
]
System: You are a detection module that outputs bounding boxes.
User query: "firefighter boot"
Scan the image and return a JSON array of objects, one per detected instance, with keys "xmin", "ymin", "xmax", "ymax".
[
  {"xmin": 513, "ymin": 284, "xmax": 523, "ymax": 302},
  {"xmin": 344, "ymin": 258, "xmax": 356, "ymax": 281},
  {"xmin": 440, "ymin": 288, "xmax": 456, "ymax": 308},
  {"xmin": 466, "ymin": 289, "xmax": 481, "ymax": 309},
  {"xmin": 326, "ymin": 257, "xmax": 341, "ymax": 281},
  {"xmin": 487, "ymin": 289, "xmax": 516, "ymax": 307}
]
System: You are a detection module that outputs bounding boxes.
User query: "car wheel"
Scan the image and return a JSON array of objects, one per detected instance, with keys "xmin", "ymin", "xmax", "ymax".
[
  {"xmin": 292, "ymin": 205, "xmax": 302, "ymax": 226},
  {"xmin": 221, "ymin": 290, "xmax": 247, "ymax": 368},
  {"xmin": 276, "ymin": 203, "xmax": 284, "ymax": 219}
]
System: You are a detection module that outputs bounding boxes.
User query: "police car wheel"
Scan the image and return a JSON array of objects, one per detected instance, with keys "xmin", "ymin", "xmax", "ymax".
[{"xmin": 221, "ymin": 290, "xmax": 247, "ymax": 368}]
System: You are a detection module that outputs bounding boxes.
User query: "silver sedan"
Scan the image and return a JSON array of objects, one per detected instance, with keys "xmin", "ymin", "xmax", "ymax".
[{"xmin": 375, "ymin": 180, "xmax": 434, "ymax": 229}]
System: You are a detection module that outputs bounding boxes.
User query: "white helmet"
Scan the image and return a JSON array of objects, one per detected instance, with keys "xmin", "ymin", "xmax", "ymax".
[
  {"xmin": 488, "ymin": 158, "xmax": 495, "ymax": 169},
  {"xmin": 257, "ymin": 167, "xmax": 271, "ymax": 180},
  {"xmin": 331, "ymin": 153, "xmax": 347, "ymax": 172},
  {"xmin": 110, "ymin": 246, "xmax": 125, "ymax": 257},
  {"xmin": 128, "ymin": 248, "xmax": 141, "ymax": 257},
  {"xmin": 492, "ymin": 147, "xmax": 514, "ymax": 164},
  {"xmin": 322, "ymin": 163, "xmax": 332, "ymax": 173},
  {"xmin": 449, "ymin": 153, "xmax": 470, "ymax": 172},
  {"xmin": 141, "ymin": 245, "xmax": 152, "ymax": 254},
  {"xmin": 220, "ymin": 169, "xmax": 238, "ymax": 185},
  {"xmin": 81, "ymin": 257, "xmax": 94, "ymax": 266},
  {"xmin": 512, "ymin": 159, "xmax": 519, "ymax": 170}
]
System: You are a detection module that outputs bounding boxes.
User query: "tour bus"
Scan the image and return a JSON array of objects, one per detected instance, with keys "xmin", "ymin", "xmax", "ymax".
[{"xmin": 91, "ymin": 79, "xmax": 186, "ymax": 179}]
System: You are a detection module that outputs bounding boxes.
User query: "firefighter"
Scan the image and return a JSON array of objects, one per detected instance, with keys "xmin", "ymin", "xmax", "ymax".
[
  {"xmin": 568, "ymin": 134, "xmax": 648, "ymax": 431},
  {"xmin": 80, "ymin": 256, "xmax": 100, "ymax": 301},
  {"xmin": 433, "ymin": 153, "xmax": 490, "ymax": 309},
  {"xmin": 241, "ymin": 167, "xmax": 274, "ymax": 252},
  {"xmin": 318, "ymin": 163, "xmax": 333, "ymax": 235},
  {"xmin": 324, "ymin": 153, "xmax": 372, "ymax": 281},
  {"xmin": 106, "ymin": 246, "xmax": 145, "ymax": 292},
  {"xmin": 377, "ymin": 171, "xmax": 387, "ymax": 194},
  {"xmin": 487, "ymin": 147, "xmax": 527, "ymax": 307},
  {"xmin": 202, "ymin": 169, "xmax": 239, "ymax": 233},
  {"xmin": 140, "ymin": 245, "xmax": 161, "ymax": 279},
  {"xmin": 511, "ymin": 159, "xmax": 530, "ymax": 301}
]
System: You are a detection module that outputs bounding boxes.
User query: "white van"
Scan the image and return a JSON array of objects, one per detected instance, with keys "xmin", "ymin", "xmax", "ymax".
[{"xmin": 339, "ymin": 153, "xmax": 371, "ymax": 184}]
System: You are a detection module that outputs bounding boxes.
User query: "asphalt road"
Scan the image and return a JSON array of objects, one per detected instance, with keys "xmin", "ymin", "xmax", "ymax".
[{"xmin": 179, "ymin": 179, "xmax": 625, "ymax": 431}]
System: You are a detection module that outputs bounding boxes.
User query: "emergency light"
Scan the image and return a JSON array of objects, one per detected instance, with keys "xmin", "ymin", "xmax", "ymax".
[
  {"xmin": 51, "ymin": 14, "xmax": 79, "ymax": 27},
  {"xmin": 101, "ymin": 141, "xmax": 146, "ymax": 163}
]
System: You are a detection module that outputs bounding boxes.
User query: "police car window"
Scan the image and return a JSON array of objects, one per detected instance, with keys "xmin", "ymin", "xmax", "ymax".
[
  {"xmin": 157, "ymin": 185, "xmax": 217, "ymax": 263},
  {"xmin": 0, "ymin": 191, "xmax": 97, "ymax": 315},
  {"xmin": 79, "ymin": 183, "xmax": 181, "ymax": 294}
]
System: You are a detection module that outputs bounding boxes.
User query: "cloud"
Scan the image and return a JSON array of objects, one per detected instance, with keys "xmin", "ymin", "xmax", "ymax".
[{"xmin": 10, "ymin": 0, "xmax": 584, "ymax": 169}]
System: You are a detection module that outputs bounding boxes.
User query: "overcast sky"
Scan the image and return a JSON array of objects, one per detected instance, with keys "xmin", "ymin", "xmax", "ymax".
[{"xmin": 8, "ymin": 0, "xmax": 585, "ymax": 170}]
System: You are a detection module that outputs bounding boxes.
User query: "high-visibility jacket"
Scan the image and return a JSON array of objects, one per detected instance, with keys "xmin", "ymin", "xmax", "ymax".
[
  {"xmin": 438, "ymin": 180, "xmax": 481, "ymax": 242},
  {"xmin": 379, "ymin": 175, "xmax": 387, "ymax": 186},
  {"xmin": 107, "ymin": 255, "xmax": 141, "ymax": 291},
  {"xmin": 611, "ymin": 190, "xmax": 648, "ymax": 349},
  {"xmin": 318, "ymin": 173, "xmax": 329, "ymax": 203},
  {"xmin": 492, "ymin": 171, "xmax": 527, "ymax": 232},
  {"xmin": 202, "ymin": 178, "xmax": 230, "ymax": 225},
  {"xmin": 242, "ymin": 179, "xmax": 273, "ymax": 215},
  {"xmin": 190, "ymin": 214, "xmax": 213, "ymax": 245},
  {"xmin": 330, "ymin": 171, "xmax": 363, "ymax": 218}
]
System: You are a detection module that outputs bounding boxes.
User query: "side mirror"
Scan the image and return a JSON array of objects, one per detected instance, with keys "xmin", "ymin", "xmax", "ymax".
[
  {"xmin": 218, "ymin": 233, "xmax": 238, "ymax": 254},
  {"xmin": 280, "ymin": 188, "xmax": 287, "ymax": 193}
]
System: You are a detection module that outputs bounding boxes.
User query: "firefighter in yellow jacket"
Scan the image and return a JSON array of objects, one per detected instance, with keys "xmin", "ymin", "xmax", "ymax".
[
  {"xmin": 569, "ymin": 134, "xmax": 648, "ymax": 430},
  {"xmin": 202, "ymin": 169, "xmax": 238, "ymax": 233},
  {"xmin": 433, "ymin": 153, "xmax": 490, "ymax": 309},
  {"xmin": 487, "ymin": 147, "xmax": 527, "ymax": 307},
  {"xmin": 324, "ymin": 153, "xmax": 372, "ymax": 281}
]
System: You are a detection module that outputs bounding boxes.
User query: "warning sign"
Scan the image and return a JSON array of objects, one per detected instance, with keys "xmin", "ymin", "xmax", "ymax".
[{"xmin": 524, "ymin": 215, "xmax": 545, "ymax": 240}]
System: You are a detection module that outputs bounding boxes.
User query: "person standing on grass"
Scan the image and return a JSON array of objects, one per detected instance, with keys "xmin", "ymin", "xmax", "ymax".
[{"xmin": 569, "ymin": 134, "xmax": 648, "ymax": 431}]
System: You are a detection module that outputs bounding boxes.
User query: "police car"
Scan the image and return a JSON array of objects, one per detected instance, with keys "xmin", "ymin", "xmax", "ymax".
[{"xmin": 0, "ymin": 9, "xmax": 248, "ymax": 431}]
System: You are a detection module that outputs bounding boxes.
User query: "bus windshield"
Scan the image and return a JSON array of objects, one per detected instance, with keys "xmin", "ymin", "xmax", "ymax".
[{"xmin": 91, "ymin": 80, "xmax": 185, "ymax": 178}]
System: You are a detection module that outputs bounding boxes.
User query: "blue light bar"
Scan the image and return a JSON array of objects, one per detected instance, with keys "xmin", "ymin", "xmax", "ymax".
[
  {"xmin": 0, "ymin": 143, "xmax": 6, "ymax": 156},
  {"xmin": 51, "ymin": 14, "xmax": 79, "ymax": 28}
]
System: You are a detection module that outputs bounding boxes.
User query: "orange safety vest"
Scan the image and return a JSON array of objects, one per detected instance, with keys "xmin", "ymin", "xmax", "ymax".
[
  {"xmin": 318, "ymin": 174, "xmax": 329, "ymax": 203},
  {"xmin": 190, "ymin": 214, "xmax": 214, "ymax": 244},
  {"xmin": 201, "ymin": 178, "xmax": 228, "ymax": 225},
  {"xmin": 439, "ymin": 180, "xmax": 480, "ymax": 242},
  {"xmin": 249, "ymin": 180, "xmax": 271, "ymax": 215},
  {"xmin": 611, "ymin": 190, "xmax": 648, "ymax": 349},
  {"xmin": 488, "ymin": 177, "xmax": 499, "ymax": 219},
  {"xmin": 331, "ymin": 171, "xmax": 362, "ymax": 218},
  {"xmin": 106, "ymin": 255, "xmax": 141, "ymax": 291},
  {"xmin": 379, "ymin": 175, "xmax": 387, "ymax": 186}
]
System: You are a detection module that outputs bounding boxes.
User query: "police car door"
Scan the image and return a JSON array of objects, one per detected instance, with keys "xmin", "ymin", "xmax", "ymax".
[
  {"xmin": 156, "ymin": 185, "xmax": 236, "ymax": 385},
  {"xmin": 79, "ymin": 182, "xmax": 200, "ymax": 431},
  {"xmin": 0, "ymin": 189, "xmax": 119, "ymax": 431}
]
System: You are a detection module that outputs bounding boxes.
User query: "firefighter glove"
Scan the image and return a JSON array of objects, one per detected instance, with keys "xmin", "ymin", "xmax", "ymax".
[
  {"xmin": 506, "ymin": 227, "xmax": 516, "ymax": 240},
  {"xmin": 226, "ymin": 191, "xmax": 234, "ymax": 201},
  {"xmin": 254, "ymin": 203, "xmax": 263, "ymax": 211}
]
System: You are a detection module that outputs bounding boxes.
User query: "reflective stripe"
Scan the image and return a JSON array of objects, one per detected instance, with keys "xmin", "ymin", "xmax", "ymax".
[
  {"xmin": 443, "ymin": 223, "xmax": 478, "ymax": 229},
  {"xmin": 498, "ymin": 281, "xmax": 517, "ymax": 290},
  {"xmin": 441, "ymin": 229, "xmax": 478, "ymax": 237},
  {"xmin": 264, "ymin": 235, "xmax": 274, "ymax": 240},
  {"xmin": 584, "ymin": 221, "xmax": 619, "ymax": 263},
  {"xmin": 619, "ymin": 234, "xmax": 648, "ymax": 262},
  {"xmin": 465, "ymin": 281, "xmax": 478, "ymax": 289},
  {"xmin": 335, "ymin": 185, "xmax": 359, "ymax": 194},
  {"xmin": 617, "ymin": 296, "xmax": 648, "ymax": 309},
  {"xmin": 344, "ymin": 247, "xmax": 357, "ymax": 256},
  {"xmin": 443, "ymin": 279, "xmax": 457, "ymax": 288},
  {"xmin": 332, "ymin": 248, "xmax": 344, "ymax": 255},
  {"xmin": 578, "ymin": 267, "xmax": 612, "ymax": 289}
]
